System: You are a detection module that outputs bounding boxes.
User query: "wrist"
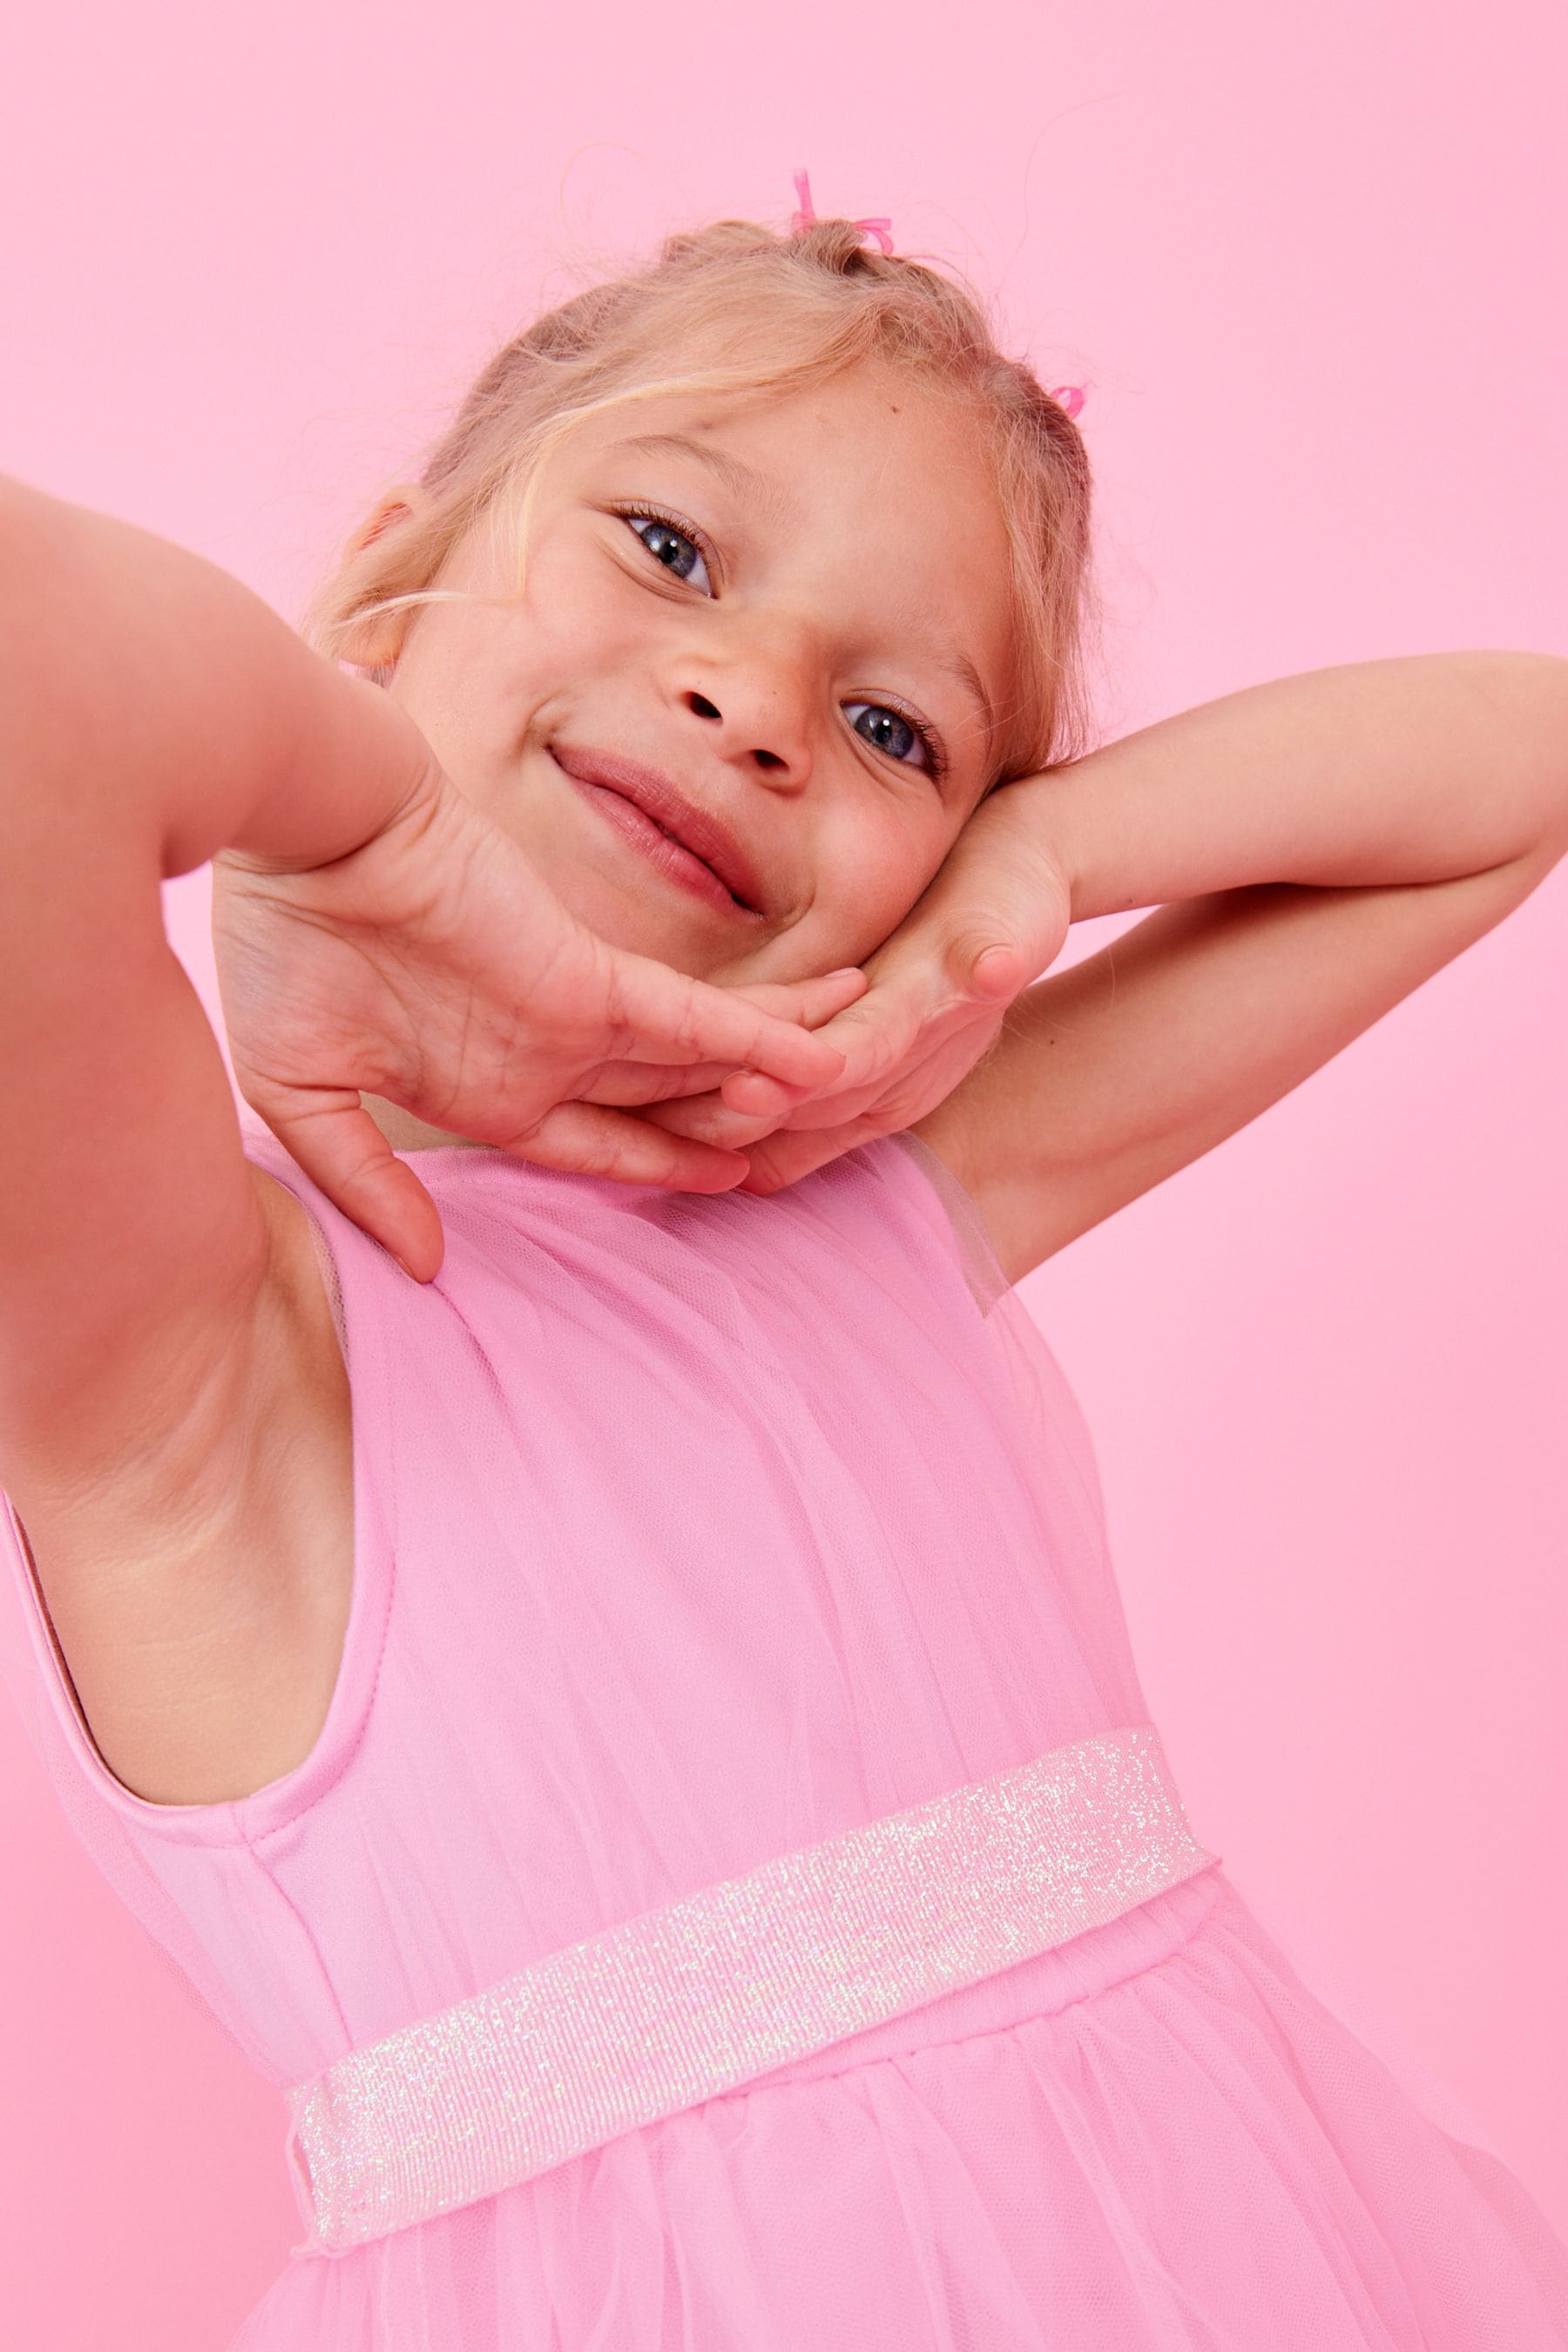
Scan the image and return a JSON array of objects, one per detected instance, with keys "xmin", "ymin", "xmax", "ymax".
[
  {"xmin": 0, "ymin": 480, "xmax": 439, "ymax": 886},
  {"xmin": 982, "ymin": 768, "xmax": 1081, "ymax": 929},
  {"xmin": 227, "ymin": 659, "xmax": 443, "ymax": 875}
]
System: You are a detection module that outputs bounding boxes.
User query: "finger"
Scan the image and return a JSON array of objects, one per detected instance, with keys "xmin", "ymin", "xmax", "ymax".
[
  {"xmin": 736, "ymin": 1113, "xmax": 887, "ymax": 1193},
  {"xmin": 933, "ymin": 836, "xmax": 1071, "ymax": 999},
  {"xmin": 757, "ymin": 1028, "xmax": 957, "ymax": 1131},
  {"xmin": 578, "ymin": 1053, "xmax": 830, "ymax": 1109},
  {"xmin": 505, "ymin": 1100, "xmax": 753, "ymax": 1193},
  {"xmin": 249, "ymin": 1085, "xmax": 446, "ymax": 1281},
  {"xmin": 801, "ymin": 965, "xmax": 871, "ymax": 1022},
  {"xmin": 606, "ymin": 955, "xmax": 851, "ymax": 1089},
  {"xmin": 718, "ymin": 1068, "xmax": 804, "ymax": 1119},
  {"xmin": 723, "ymin": 967, "xmax": 869, "ymax": 1028},
  {"xmin": 715, "ymin": 1029, "xmax": 955, "ymax": 1143},
  {"xmin": 714, "ymin": 992, "xmax": 880, "ymax": 1111},
  {"xmin": 757, "ymin": 1076, "xmax": 912, "ymax": 1131},
  {"xmin": 578, "ymin": 1059, "xmax": 743, "ymax": 1106},
  {"xmin": 933, "ymin": 926, "xmax": 1042, "ymax": 1004},
  {"xmin": 640, "ymin": 1091, "xmax": 781, "ymax": 1148},
  {"xmin": 963, "ymin": 941, "xmax": 1032, "ymax": 999},
  {"xmin": 757, "ymin": 985, "xmax": 921, "ymax": 1100}
]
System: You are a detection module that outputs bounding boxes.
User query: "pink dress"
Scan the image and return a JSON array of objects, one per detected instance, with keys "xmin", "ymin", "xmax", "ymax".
[{"xmin": 2, "ymin": 1121, "xmax": 1565, "ymax": 2349}]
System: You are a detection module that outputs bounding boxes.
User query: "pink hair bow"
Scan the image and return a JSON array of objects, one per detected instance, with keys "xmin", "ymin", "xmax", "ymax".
[
  {"xmin": 787, "ymin": 169, "xmax": 1085, "ymax": 421},
  {"xmin": 790, "ymin": 168, "xmax": 894, "ymax": 256}
]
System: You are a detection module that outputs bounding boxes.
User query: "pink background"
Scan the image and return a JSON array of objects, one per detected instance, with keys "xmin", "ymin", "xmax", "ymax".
[{"xmin": 3, "ymin": 1, "xmax": 1565, "ymax": 2342}]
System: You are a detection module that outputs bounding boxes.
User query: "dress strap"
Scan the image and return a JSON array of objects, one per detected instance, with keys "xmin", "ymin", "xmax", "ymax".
[{"xmin": 285, "ymin": 1723, "xmax": 1218, "ymax": 2255}]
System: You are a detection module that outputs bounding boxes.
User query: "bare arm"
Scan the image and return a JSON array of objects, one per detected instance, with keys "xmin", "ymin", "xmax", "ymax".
[
  {"xmin": 916, "ymin": 653, "xmax": 1568, "ymax": 1283},
  {"xmin": 0, "ymin": 475, "xmax": 428, "ymax": 1497},
  {"xmin": 0, "ymin": 477, "xmax": 443, "ymax": 1801}
]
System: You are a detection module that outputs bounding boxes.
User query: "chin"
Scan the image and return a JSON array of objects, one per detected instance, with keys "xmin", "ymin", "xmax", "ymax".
[{"xmin": 545, "ymin": 873, "xmax": 725, "ymax": 977}]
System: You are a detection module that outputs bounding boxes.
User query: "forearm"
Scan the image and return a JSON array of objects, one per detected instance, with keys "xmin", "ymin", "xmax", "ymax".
[
  {"xmin": 0, "ymin": 475, "xmax": 429, "ymax": 884},
  {"xmin": 1024, "ymin": 652, "xmax": 1568, "ymax": 922}
]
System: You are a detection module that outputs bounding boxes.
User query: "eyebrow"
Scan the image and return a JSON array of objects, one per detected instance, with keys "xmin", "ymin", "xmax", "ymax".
[
  {"xmin": 890, "ymin": 604, "xmax": 997, "ymax": 771},
  {"xmin": 606, "ymin": 431, "xmax": 795, "ymax": 524},
  {"xmin": 935, "ymin": 648, "xmax": 998, "ymax": 770},
  {"xmin": 610, "ymin": 429, "xmax": 998, "ymax": 767}
]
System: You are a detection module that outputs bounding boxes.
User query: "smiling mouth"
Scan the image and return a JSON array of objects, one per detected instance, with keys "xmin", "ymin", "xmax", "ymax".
[{"xmin": 549, "ymin": 747, "xmax": 764, "ymax": 917}]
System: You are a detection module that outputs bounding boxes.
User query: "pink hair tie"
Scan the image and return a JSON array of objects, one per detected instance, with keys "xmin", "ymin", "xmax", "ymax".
[
  {"xmin": 790, "ymin": 167, "xmax": 895, "ymax": 257},
  {"xmin": 787, "ymin": 172, "xmax": 1085, "ymax": 420}
]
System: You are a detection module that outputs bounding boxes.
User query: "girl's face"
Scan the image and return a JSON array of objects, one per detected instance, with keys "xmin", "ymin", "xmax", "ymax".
[{"xmin": 383, "ymin": 361, "xmax": 1017, "ymax": 986}]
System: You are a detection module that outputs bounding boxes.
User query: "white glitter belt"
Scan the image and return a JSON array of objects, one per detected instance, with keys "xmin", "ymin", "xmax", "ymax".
[{"xmin": 284, "ymin": 1722, "xmax": 1218, "ymax": 2256}]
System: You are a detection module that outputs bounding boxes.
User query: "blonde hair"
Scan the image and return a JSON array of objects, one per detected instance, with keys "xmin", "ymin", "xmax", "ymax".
[{"xmin": 308, "ymin": 213, "xmax": 1096, "ymax": 783}]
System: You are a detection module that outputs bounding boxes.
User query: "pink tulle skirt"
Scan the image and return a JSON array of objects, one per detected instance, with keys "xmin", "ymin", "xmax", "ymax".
[{"xmin": 233, "ymin": 1867, "xmax": 1568, "ymax": 2350}]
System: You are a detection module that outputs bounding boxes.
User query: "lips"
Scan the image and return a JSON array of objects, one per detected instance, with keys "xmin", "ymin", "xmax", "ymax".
[{"xmin": 549, "ymin": 743, "xmax": 767, "ymax": 916}]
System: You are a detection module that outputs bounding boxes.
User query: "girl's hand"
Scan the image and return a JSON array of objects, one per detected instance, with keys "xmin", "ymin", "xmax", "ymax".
[
  {"xmin": 635, "ymin": 779, "xmax": 1073, "ymax": 1192},
  {"xmin": 211, "ymin": 760, "xmax": 862, "ymax": 1278}
]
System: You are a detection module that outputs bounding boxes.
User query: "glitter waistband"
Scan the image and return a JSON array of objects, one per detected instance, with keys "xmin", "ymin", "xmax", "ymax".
[{"xmin": 284, "ymin": 1723, "xmax": 1218, "ymax": 2256}]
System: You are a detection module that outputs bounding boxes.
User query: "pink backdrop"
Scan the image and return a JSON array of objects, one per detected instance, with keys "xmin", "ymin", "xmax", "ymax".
[{"xmin": 3, "ymin": 1, "xmax": 1565, "ymax": 2342}]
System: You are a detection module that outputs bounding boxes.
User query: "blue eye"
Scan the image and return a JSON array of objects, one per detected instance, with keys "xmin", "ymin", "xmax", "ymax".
[
  {"xmin": 844, "ymin": 700, "xmax": 940, "ymax": 775},
  {"xmin": 621, "ymin": 510, "xmax": 713, "ymax": 595}
]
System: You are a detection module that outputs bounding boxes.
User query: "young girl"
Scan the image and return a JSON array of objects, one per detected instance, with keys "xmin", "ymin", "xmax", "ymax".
[{"xmin": 2, "ymin": 206, "xmax": 1565, "ymax": 2350}]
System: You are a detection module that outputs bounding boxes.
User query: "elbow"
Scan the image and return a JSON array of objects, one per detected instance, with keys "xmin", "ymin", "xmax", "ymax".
[
  {"xmin": 1458, "ymin": 651, "xmax": 1568, "ymax": 867},
  {"xmin": 1519, "ymin": 651, "xmax": 1568, "ymax": 863}
]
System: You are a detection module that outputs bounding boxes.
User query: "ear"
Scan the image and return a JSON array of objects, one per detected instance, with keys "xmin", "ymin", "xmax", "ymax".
[
  {"xmin": 352, "ymin": 483, "xmax": 426, "ymax": 553},
  {"xmin": 335, "ymin": 484, "xmax": 429, "ymax": 669}
]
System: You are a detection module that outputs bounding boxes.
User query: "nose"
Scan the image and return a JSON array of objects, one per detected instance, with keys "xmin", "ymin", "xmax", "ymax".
[{"xmin": 673, "ymin": 631, "xmax": 815, "ymax": 788}]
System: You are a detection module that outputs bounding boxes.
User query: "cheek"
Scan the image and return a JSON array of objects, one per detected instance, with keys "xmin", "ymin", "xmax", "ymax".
[
  {"xmin": 397, "ymin": 552, "xmax": 631, "ymax": 728},
  {"xmin": 700, "ymin": 802, "xmax": 949, "ymax": 990},
  {"xmin": 389, "ymin": 610, "xmax": 525, "ymax": 754},
  {"xmin": 808, "ymin": 801, "xmax": 951, "ymax": 956}
]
